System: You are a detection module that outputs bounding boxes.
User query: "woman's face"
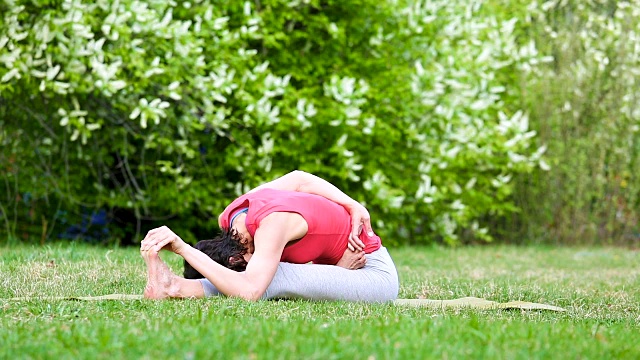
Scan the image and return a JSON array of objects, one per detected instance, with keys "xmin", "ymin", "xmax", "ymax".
[
  {"xmin": 242, "ymin": 239, "xmax": 254, "ymax": 263},
  {"xmin": 233, "ymin": 213, "xmax": 254, "ymax": 263}
]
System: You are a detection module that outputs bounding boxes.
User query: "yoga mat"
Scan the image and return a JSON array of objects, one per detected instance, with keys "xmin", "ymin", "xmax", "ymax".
[
  {"xmin": 393, "ymin": 297, "xmax": 566, "ymax": 311},
  {"xmin": 4, "ymin": 294, "xmax": 145, "ymax": 301},
  {"xmin": 2, "ymin": 294, "xmax": 565, "ymax": 311}
]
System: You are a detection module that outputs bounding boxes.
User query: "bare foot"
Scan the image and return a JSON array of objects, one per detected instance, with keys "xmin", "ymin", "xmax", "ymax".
[{"xmin": 141, "ymin": 250, "xmax": 180, "ymax": 299}]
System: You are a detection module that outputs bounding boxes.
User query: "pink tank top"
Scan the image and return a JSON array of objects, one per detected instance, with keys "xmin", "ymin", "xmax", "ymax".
[{"xmin": 219, "ymin": 188, "xmax": 381, "ymax": 265}]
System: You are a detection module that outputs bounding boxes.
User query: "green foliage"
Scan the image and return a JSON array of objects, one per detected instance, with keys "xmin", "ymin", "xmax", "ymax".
[
  {"xmin": 504, "ymin": 0, "xmax": 640, "ymax": 245},
  {"xmin": 0, "ymin": 0, "xmax": 571, "ymax": 245}
]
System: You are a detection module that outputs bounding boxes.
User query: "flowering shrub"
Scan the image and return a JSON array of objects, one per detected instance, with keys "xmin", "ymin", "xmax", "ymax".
[
  {"xmin": 1, "ymin": 0, "xmax": 551, "ymax": 244},
  {"xmin": 508, "ymin": 0, "xmax": 640, "ymax": 244}
]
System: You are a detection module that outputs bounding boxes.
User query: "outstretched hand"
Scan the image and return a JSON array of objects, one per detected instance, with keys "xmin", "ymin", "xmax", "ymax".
[
  {"xmin": 140, "ymin": 226, "xmax": 188, "ymax": 255},
  {"xmin": 345, "ymin": 201, "xmax": 374, "ymax": 251}
]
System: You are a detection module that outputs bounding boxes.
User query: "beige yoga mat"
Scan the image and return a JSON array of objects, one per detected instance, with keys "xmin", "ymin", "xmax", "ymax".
[
  {"xmin": 4, "ymin": 294, "xmax": 145, "ymax": 301},
  {"xmin": 2, "ymin": 294, "xmax": 565, "ymax": 311},
  {"xmin": 393, "ymin": 297, "xmax": 566, "ymax": 311}
]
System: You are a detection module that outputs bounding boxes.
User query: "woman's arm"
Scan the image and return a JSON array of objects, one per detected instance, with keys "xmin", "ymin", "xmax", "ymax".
[
  {"xmin": 141, "ymin": 214, "xmax": 307, "ymax": 301},
  {"xmin": 179, "ymin": 230, "xmax": 283, "ymax": 301},
  {"xmin": 250, "ymin": 170, "xmax": 373, "ymax": 250},
  {"xmin": 249, "ymin": 171, "xmax": 351, "ymax": 206}
]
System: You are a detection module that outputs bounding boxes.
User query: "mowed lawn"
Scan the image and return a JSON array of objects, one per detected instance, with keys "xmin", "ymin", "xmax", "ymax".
[{"xmin": 1, "ymin": 244, "xmax": 639, "ymax": 359}]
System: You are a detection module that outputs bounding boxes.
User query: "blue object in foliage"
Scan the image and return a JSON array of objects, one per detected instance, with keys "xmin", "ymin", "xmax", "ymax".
[
  {"xmin": 22, "ymin": 192, "xmax": 32, "ymax": 205},
  {"xmin": 58, "ymin": 209, "xmax": 110, "ymax": 242}
]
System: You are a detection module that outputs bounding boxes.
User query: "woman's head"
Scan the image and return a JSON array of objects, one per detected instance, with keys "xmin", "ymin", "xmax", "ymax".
[{"xmin": 183, "ymin": 228, "xmax": 250, "ymax": 278}]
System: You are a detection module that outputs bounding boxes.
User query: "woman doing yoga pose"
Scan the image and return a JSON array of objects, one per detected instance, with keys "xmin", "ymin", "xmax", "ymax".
[{"xmin": 140, "ymin": 170, "xmax": 399, "ymax": 302}]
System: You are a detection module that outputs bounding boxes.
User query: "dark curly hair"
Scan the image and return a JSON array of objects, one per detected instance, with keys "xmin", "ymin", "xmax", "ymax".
[{"xmin": 183, "ymin": 227, "xmax": 249, "ymax": 279}]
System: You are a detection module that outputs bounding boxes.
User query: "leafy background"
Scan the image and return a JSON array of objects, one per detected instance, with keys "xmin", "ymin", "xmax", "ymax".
[{"xmin": 1, "ymin": 0, "xmax": 638, "ymax": 246}]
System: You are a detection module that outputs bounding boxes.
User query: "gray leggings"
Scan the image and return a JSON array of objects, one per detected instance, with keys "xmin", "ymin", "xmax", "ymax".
[{"xmin": 199, "ymin": 247, "xmax": 399, "ymax": 303}]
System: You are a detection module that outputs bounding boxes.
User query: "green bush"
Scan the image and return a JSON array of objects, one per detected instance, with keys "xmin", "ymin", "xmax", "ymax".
[
  {"xmin": 504, "ymin": 0, "xmax": 640, "ymax": 245},
  {"xmin": 1, "ymin": 0, "xmax": 551, "ymax": 245}
]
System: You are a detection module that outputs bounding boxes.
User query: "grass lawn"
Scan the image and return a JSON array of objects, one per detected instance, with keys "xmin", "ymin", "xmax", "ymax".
[{"xmin": 1, "ymin": 243, "xmax": 639, "ymax": 359}]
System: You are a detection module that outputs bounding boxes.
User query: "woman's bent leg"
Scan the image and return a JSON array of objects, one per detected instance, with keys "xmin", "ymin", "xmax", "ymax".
[{"xmin": 199, "ymin": 247, "xmax": 398, "ymax": 303}]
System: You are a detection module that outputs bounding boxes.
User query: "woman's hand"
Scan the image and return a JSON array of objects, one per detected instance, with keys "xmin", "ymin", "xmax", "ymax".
[
  {"xmin": 336, "ymin": 248, "xmax": 367, "ymax": 270},
  {"xmin": 345, "ymin": 201, "xmax": 374, "ymax": 251},
  {"xmin": 140, "ymin": 226, "xmax": 188, "ymax": 255}
]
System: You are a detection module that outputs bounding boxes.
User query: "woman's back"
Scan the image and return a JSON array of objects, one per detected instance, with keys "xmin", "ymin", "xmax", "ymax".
[{"xmin": 219, "ymin": 188, "xmax": 381, "ymax": 265}]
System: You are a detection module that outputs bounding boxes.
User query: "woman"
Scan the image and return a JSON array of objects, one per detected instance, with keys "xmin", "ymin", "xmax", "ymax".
[{"xmin": 140, "ymin": 170, "xmax": 399, "ymax": 302}]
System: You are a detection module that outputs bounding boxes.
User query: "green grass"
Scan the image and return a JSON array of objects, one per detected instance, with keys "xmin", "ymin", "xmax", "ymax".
[{"xmin": 1, "ymin": 244, "xmax": 639, "ymax": 359}]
